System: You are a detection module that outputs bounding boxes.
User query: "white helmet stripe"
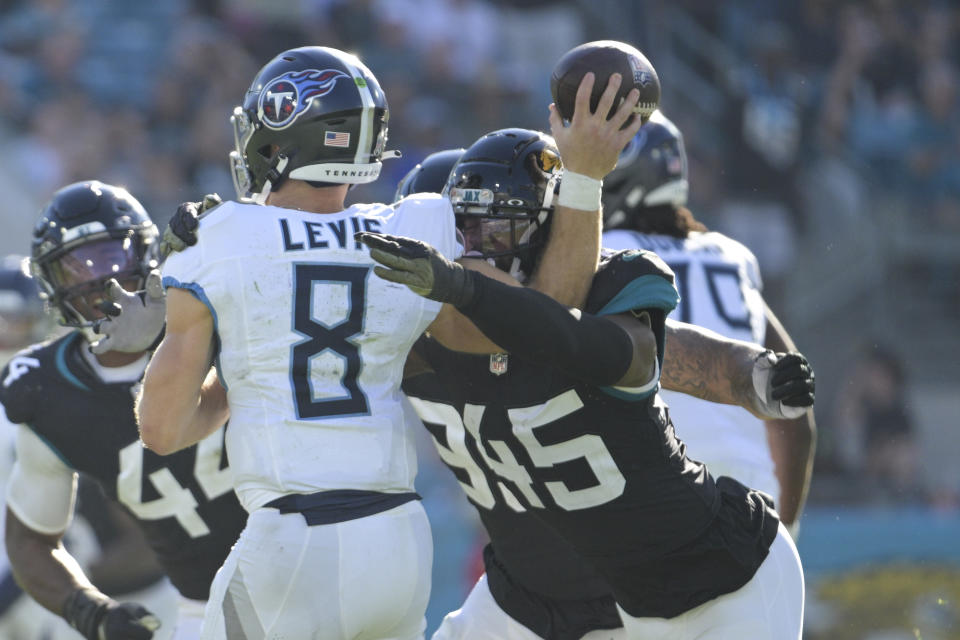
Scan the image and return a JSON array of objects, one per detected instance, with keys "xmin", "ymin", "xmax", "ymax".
[{"xmin": 339, "ymin": 55, "xmax": 376, "ymax": 166}]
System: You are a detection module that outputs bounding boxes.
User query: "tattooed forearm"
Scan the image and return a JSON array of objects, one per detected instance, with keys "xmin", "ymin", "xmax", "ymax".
[{"xmin": 661, "ymin": 320, "xmax": 764, "ymax": 411}]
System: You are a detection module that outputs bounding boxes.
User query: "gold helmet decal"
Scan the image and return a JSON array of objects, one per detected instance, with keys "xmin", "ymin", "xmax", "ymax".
[{"xmin": 537, "ymin": 148, "xmax": 561, "ymax": 174}]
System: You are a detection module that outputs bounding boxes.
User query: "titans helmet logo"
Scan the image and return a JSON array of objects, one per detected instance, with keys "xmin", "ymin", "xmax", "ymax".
[{"xmin": 258, "ymin": 69, "xmax": 350, "ymax": 129}]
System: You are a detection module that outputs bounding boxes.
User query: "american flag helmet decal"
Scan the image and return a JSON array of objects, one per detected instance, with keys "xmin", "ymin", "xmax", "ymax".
[{"xmin": 324, "ymin": 131, "xmax": 351, "ymax": 148}]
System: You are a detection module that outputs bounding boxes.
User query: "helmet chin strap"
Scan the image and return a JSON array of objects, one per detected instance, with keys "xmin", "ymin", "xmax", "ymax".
[
  {"xmin": 507, "ymin": 256, "xmax": 528, "ymax": 283},
  {"xmin": 254, "ymin": 153, "xmax": 292, "ymax": 205}
]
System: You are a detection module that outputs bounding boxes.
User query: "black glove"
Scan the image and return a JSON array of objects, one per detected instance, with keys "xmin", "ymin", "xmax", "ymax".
[
  {"xmin": 63, "ymin": 588, "xmax": 161, "ymax": 640},
  {"xmin": 752, "ymin": 350, "xmax": 815, "ymax": 419},
  {"xmin": 355, "ymin": 231, "xmax": 476, "ymax": 308},
  {"xmin": 769, "ymin": 351, "xmax": 816, "ymax": 407},
  {"xmin": 159, "ymin": 193, "xmax": 222, "ymax": 258}
]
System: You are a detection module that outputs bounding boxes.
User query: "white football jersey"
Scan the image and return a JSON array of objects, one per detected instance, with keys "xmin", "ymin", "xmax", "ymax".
[
  {"xmin": 602, "ymin": 229, "xmax": 777, "ymax": 497},
  {"xmin": 163, "ymin": 194, "xmax": 460, "ymax": 512}
]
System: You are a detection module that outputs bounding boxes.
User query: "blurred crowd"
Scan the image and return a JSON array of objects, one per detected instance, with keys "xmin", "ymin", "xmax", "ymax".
[
  {"xmin": 0, "ymin": 0, "xmax": 957, "ymax": 505},
  {"xmin": 0, "ymin": 0, "xmax": 591, "ymax": 228}
]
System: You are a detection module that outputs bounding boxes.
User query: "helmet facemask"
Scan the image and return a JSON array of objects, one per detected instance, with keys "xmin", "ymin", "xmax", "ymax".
[
  {"xmin": 230, "ymin": 107, "xmax": 257, "ymax": 202},
  {"xmin": 455, "ymin": 197, "xmax": 555, "ymax": 282}
]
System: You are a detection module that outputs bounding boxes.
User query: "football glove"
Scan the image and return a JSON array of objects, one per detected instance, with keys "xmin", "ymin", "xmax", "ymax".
[
  {"xmin": 159, "ymin": 193, "xmax": 222, "ymax": 258},
  {"xmin": 355, "ymin": 231, "xmax": 476, "ymax": 308},
  {"xmin": 90, "ymin": 270, "xmax": 166, "ymax": 354},
  {"xmin": 63, "ymin": 588, "xmax": 161, "ymax": 640},
  {"xmin": 751, "ymin": 350, "xmax": 816, "ymax": 420}
]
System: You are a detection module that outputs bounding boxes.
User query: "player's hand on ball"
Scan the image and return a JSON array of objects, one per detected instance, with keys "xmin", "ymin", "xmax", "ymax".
[
  {"xmin": 159, "ymin": 193, "xmax": 222, "ymax": 258},
  {"xmin": 548, "ymin": 72, "xmax": 645, "ymax": 180},
  {"xmin": 355, "ymin": 232, "xmax": 475, "ymax": 308},
  {"xmin": 550, "ymin": 40, "xmax": 660, "ymax": 125},
  {"xmin": 90, "ymin": 270, "xmax": 166, "ymax": 354},
  {"xmin": 751, "ymin": 350, "xmax": 815, "ymax": 419}
]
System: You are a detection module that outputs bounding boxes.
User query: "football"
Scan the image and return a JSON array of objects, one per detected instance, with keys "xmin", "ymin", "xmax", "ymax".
[{"xmin": 550, "ymin": 40, "xmax": 661, "ymax": 125}]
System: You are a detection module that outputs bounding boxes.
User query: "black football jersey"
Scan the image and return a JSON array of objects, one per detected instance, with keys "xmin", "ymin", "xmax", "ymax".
[
  {"xmin": 404, "ymin": 250, "xmax": 779, "ymax": 621},
  {"xmin": 0, "ymin": 332, "xmax": 247, "ymax": 600}
]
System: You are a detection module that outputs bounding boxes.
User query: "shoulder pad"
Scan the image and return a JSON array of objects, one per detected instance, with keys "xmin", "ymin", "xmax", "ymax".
[
  {"xmin": 393, "ymin": 192, "xmax": 449, "ymax": 218},
  {"xmin": 586, "ymin": 249, "xmax": 679, "ymax": 316}
]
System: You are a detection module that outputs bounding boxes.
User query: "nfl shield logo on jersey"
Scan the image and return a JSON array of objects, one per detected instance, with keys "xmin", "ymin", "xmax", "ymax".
[{"xmin": 489, "ymin": 352, "xmax": 508, "ymax": 376}]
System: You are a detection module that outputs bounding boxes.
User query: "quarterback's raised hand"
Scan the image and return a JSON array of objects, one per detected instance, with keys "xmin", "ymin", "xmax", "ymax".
[
  {"xmin": 548, "ymin": 72, "xmax": 644, "ymax": 180},
  {"xmin": 751, "ymin": 350, "xmax": 816, "ymax": 419},
  {"xmin": 158, "ymin": 193, "xmax": 222, "ymax": 258},
  {"xmin": 63, "ymin": 588, "xmax": 161, "ymax": 640},
  {"xmin": 355, "ymin": 232, "xmax": 476, "ymax": 308},
  {"xmin": 90, "ymin": 270, "xmax": 166, "ymax": 355}
]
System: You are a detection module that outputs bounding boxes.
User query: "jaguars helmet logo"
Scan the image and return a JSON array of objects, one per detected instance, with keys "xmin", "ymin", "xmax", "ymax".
[
  {"xmin": 537, "ymin": 149, "xmax": 561, "ymax": 174},
  {"xmin": 258, "ymin": 69, "xmax": 350, "ymax": 130}
]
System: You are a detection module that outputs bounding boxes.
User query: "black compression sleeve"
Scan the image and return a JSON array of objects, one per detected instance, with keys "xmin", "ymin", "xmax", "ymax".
[{"xmin": 456, "ymin": 271, "xmax": 634, "ymax": 386}]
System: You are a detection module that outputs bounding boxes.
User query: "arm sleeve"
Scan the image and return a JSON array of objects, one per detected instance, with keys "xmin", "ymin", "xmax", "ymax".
[
  {"xmin": 457, "ymin": 273, "xmax": 635, "ymax": 386},
  {"xmin": 7, "ymin": 424, "xmax": 77, "ymax": 535}
]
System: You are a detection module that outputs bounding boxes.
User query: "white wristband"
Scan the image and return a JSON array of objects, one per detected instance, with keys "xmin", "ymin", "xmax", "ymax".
[{"xmin": 557, "ymin": 170, "xmax": 602, "ymax": 211}]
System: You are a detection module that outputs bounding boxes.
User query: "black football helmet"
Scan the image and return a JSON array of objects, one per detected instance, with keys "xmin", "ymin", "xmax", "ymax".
[
  {"xmin": 230, "ymin": 46, "xmax": 391, "ymax": 202},
  {"xmin": 393, "ymin": 148, "xmax": 465, "ymax": 202},
  {"xmin": 601, "ymin": 110, "xmax": 688, "ymax": 229},
  {"xmin": 0, "ymin": 255, "xmax": 50, "ymax": 350},
  {"xmin": 444, "ymin": 129, "xmax": 561, "ymax": 281},
  {"xmin": 30, "ymin": 181, "xmax": 159, "ymax": 332}
]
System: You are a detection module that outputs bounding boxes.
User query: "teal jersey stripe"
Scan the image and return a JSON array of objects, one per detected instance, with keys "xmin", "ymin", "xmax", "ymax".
[
  {"xmin": 55, "ymin": 334, "xmax": 90, "ymax": 392},
  {"xmin": 595, "ymin": 275, "xmax": 680, "ymax": 317},
  {"xmin": 599, "ymin": 383, "xmax": 658, "ymax": 402}
]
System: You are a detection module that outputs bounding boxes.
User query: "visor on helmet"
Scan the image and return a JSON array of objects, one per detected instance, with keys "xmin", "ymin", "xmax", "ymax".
[
  {"xmin": 46, "ymin": 238, "xmax": 140, "ymax": 322},
  {"xmin": 457, "ymin": 214, "xmax": 539, "ymax": 272}
]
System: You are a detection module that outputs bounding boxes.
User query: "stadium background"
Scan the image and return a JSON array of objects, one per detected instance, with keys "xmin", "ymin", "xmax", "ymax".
[{"xmin": 0, "ymin": 0, "xmax": 958, "ymax": 637}]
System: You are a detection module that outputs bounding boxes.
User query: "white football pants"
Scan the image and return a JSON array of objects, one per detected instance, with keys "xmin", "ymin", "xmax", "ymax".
[
  {"xmin": 618, "ymin": 523, "xmax": 804, "ymax": 639},
  {"xmin": 174, "ymin": 596, "xmax": 206, "ymax": 639},
  {"xmin": 434, "ymin": 523, "xmax": 801, "ymax": 640},
  {"xmin": 201, "ymin": 500, "xmax": 432, "ymax": 640},
  {"xmin": 432, "ymin": 573, "xmax": 628, "ymax": 640}
]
